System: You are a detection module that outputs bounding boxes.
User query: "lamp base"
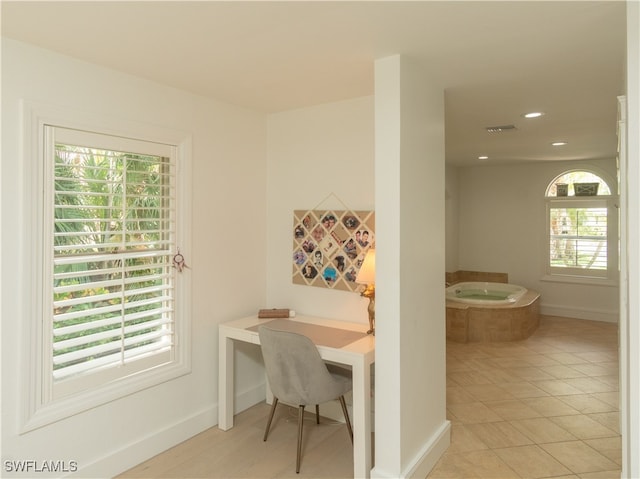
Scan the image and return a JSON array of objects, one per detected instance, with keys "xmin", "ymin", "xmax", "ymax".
[{"xmin": 361, "ymin": 284, "xmax": 375, "ymax": 335}]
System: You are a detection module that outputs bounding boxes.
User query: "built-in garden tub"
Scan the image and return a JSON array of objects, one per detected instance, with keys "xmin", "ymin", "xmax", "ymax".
[{"xmin": 446, "ymin": 280, "xmax": 540, "ymax": 343}]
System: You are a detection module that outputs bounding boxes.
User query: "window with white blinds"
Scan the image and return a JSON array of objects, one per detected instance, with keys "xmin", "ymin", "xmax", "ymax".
[
  {"xmin": 549, "ymin": 204, "xmax": 608, "ymax": 275},
  {"xmin": 545, "ymin": 170, "xmax": 618, "ymax": 283},
  {"xmin": 45, "ymin": 126, "xmax": 184, "ymax": 401}
]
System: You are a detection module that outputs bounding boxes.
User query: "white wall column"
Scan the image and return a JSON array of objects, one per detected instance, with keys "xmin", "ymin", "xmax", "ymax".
[
  {"xmin": 372, "ymin": 55, "xmax": 449, "ymax": 478},
  {"xmin": 622, "ymin": 2, "xmax": 640, "ymax": 477}
]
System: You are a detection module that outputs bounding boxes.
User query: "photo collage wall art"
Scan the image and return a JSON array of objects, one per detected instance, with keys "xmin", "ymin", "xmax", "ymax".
[{"xmin": 292, "ymin": 209, "xmax": 375, "ymax": 292}]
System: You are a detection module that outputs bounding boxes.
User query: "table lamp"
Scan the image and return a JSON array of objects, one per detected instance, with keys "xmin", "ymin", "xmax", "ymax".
[{"xmin": 356, "ymin": 248, "xmax": 375, "ymax": 335}]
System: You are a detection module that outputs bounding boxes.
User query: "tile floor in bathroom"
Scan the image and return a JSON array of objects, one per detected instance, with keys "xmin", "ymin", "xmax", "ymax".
[{"xmin": 428, "ymin": 314, "xmax": 621, "ymax": 479}]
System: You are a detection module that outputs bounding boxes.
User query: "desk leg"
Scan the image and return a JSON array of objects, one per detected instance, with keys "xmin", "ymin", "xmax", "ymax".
[
  {"xmin": 218, "ymin": 334, "xmax": 234, "ymax": 430},
  {"xmin": 352, "ymin": 357, "xmax": 372, "ymax": 479}
]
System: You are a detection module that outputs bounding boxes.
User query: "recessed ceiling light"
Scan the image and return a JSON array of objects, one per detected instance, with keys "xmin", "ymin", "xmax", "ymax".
[
  {"xmin": 552, "ymin": 141, "xmax": 567, "ymax": 146},
  {"xmin": 478, "ymin": 156, "xmax": 489, "ymax": 160},
  {"xmin": 523, "ymin": 112, "xmax": 545, "ymax": 118}
]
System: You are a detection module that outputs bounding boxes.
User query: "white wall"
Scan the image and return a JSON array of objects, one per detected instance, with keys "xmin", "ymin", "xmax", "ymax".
[
  {"xmin": 1, "ymin": 39, "xmax": 268, "ymax": 477},
  {"xmin": 456, "ymin": 158, "xmax": 619, "ymax": 322},
  {"xmin": 266, "ymin": 96, "xmax": 375, "ymax": 323},
  {"xmin": 445, "ymin": 165, "xmax": 460, "ymax": 272}
]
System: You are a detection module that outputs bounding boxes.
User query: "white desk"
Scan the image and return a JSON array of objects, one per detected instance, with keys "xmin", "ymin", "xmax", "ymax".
[{"xmin": 218, "ymin": 314, "xmax": 375, "ymax": 478}]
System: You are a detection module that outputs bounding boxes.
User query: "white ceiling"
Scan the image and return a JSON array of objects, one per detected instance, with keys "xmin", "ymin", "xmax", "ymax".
[{"xmin": 1, "ymin": 1, "xmax": 627, "ymax": 166}]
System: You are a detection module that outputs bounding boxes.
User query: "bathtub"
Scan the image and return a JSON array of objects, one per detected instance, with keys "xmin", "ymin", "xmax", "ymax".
[
  {"xmin": 446, "ymin": 281, "xmax": 527, "ymax": 305},
  {"xmin": 445, "ymin": 281, "xmax": 540, "ymax": 342}
]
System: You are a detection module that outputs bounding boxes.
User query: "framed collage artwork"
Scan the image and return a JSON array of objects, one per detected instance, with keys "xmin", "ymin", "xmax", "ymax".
[{"xmin": 292, "ymin": 209, "xmax": 375, "ymax": 292}]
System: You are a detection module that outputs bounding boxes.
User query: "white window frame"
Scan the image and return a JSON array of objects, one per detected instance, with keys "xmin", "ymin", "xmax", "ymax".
[
  {"xmin": 20, "ymin": 102, "xmax": 192, "ymax": 432},
  {"xmin": 542, "ymin": 169, "xmax": 618, "ymax": 286}
]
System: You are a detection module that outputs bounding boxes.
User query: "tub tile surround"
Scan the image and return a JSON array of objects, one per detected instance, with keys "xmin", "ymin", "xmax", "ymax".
[
  {"xmin": 429, "ymin": 315, "xmax": 621, "ymax": 479},
  {"xmin": 446, "ymin": 270, "xmax": 510, "ymax": 285},
  {"xmin": 446, "ymin": 271, "xmax": 540, "ymax": 343}
]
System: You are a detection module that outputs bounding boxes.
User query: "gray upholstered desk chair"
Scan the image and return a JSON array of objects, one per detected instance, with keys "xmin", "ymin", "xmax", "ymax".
[{"xmin": 258, "ymin": 326, "xmax": 354, "ymax": 473}]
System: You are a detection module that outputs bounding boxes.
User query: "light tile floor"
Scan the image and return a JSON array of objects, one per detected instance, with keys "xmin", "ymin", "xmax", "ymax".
[{"xmin": 427, "ymin": 315, "xmax": 621, "ymax": 479}]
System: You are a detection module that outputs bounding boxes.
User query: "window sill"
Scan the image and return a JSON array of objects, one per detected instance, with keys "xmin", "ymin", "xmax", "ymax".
[
  {"xmin": 541, "ymin": 274, "xmax": 619, "ymax": 287},
  {"xmin": 21, "ymin": 360, "xmax": 190, "ymax": 434}
]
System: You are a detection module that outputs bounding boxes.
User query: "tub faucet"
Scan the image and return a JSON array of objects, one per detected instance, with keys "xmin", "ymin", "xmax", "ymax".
[{"xmin": 445, "ymin": 282, "xmax": 451, "ymax": 287}]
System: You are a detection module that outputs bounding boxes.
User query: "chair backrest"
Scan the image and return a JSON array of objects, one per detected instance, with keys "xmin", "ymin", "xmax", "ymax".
[{"xmin": 258, "ymin": 326, "xmax": 348, "ymax": 406}]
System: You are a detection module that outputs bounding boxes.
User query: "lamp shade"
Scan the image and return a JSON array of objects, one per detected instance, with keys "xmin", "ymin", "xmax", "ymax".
[{"xmin": 355, "ymin": 249, "xmax": 375, "ymax": 284}]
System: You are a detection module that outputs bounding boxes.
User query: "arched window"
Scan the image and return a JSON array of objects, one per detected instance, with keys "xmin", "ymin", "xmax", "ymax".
[
  {"xmin": 546, "ymin": 170, "xmax": 612, "ymax": 197},
  {"xmin": 545, "ymin": 170, "xmax": 618, "ymax": 283}
]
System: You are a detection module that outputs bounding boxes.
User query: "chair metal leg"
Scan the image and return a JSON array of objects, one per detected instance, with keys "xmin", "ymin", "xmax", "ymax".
[
  {"xmin": 296, "ymin": 405, "xmax": 305, "ymax": 473},
  {"xmin": 338, "ymin": 395, "xmax": 353, "ymax": 443},
  {"xmin": 263, "ymin": 397, "xmax": 279, "ymax": 442},
  {"xmin": 315, "ymin": 404, "xmax": 320, "ymax": 424}
]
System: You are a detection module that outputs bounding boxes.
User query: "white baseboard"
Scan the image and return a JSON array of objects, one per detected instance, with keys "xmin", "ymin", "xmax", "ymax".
[
  {"xmin": 402, "ymin": 420, "xmax": 451, "ymax": 479},
  {"xmin": 71, "ymin": 406, "xmax": 217, "ymax": 478},
  {"xmin": 70, "ymin": 383, "xmax": 266, "ymax": 478},
  {"xmin": 540, "ymin": 303, "xmax": 619, "ymax": 323},
  {"xmin": 235, "ymin": 381, "xmax": 267, "ymax": 414},
  {"xmin": 371, "ymin": 420, "xmax": 451, "ymax": 479}
]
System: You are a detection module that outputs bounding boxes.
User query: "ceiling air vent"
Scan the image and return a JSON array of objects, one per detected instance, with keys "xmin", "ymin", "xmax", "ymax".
[{"xmin": 486, "ymin": 124, "xmax": 517, "ymax": 132}]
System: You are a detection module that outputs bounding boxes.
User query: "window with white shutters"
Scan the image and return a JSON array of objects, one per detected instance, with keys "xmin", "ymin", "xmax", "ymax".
[
  {"xmin": 34, "ymin": 124, "xmax": 191, "ymax": 418},
  {"xmin": 545, "ymin": 170, "xmax": 618, "ymax": 283}
]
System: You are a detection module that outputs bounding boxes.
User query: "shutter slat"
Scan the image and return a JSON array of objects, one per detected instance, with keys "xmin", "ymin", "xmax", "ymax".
[
  {"xmin": 54, "ymin": 241, "xmax": 172, "ymax": 253},
  {"xmin": 53, "ymin": 328, "xmax": 122, "ymax": 352},
  {"xmin": 54, "ymin": 317, "xmax": 172, "ymax": 351},
  {"xmin": 123, "ymin": 342, "xmax": 173, "ymax": 362},
  {"xmin": 54, "ymin": 290, "xmax": 122, "ymax": 308},
  {"xmin": 54, "ymin": 276, "xmax": 170, "ymax": 293},
  {"xmin": 124, "ymin": 317, "xmax": 172, "ymax": 335},
  {"xmin": 53, "ymin": 315, "xmax": 123, "ymax": 337},
  {"xmin": 53, "ymin": 338, "xmax": 122, "ymax": 365},
  {"xmin": 53, "ymin": 325, "xmax": 172, "ymax": 365},
  {"xmin": 52, "ymin": 342, "xmax": 172, "ymax": 380},
  {"xmin": 54, "ymin": 249, "xmax": 171, "ymax": 265},
  {"xmin": 124, "ymin": 296, "xmax": 173, "ymax": 311},
  {"xmin": 54, "ymin": 302, "xmax": 123, "ymax": 323},
  {"xmin": 53, "ymin": 351, "xmax": 121, "ymax": 380},
  {"xmin": 54, "ymin": 278, "xmax": 123, "ymax": 295},
  {"xmin": 123, "ymin": 330, "xmax": 172, "ymax": 348},
  {"xmin": 54, "ymin": 291, "xmax": 172, "ymax": 321},
  {"xmin": 53, "ymin": 307, "xmax": 171, "ymax": 336},
  {"xmin": 123, "ymin": 306, "xmax": 173, "ymax": 324}
]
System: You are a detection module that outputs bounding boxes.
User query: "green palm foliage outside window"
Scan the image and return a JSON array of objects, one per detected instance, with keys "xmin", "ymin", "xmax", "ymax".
[{"xmin": 52, "ymin": 144, "xmax": 174, "ymax": 381}]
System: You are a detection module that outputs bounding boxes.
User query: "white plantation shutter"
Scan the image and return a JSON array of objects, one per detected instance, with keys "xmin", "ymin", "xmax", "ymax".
[
  {"xmin": 47, "ymin": 126, "xmax": 178, "ymax": 399},
  {"xmin": 549, "ymin": 205, "xmax": 608, "ymax": 273}
]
